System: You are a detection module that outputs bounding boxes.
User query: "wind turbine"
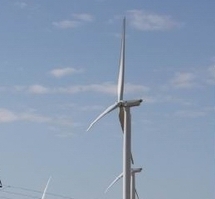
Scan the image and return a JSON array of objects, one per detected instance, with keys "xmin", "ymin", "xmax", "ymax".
[
  {"xmin": 130, "ymin": 168, "xmax": 142, "ymax": 199},
  {"xmin": 87, "ymin": 17, "xmax": 142, "ymax": 199},
  {"xmin": 105, "ymin": 168, "xmax": 142, "ymax": 199},
  {"xmin": 41, "ymin": 176, "xmax": 51, "ymax": 199}
]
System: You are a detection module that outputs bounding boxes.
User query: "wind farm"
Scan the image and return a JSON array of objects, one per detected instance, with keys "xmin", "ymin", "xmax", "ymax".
[
  {"xmin": 1, "ymin": 17, "xmax": 143, "ymax": 199},
  {"xmin": 87, "ymin": 18, "xmax": 143, "ymax": 199},
  {"xmin": 0, "ymin": 1, "xmax": 214, "ymax": 199}
]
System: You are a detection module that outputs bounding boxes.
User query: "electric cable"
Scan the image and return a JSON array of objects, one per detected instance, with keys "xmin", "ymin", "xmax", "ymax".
[{"xmin": 0, "ymin": 184, "xmax": 74, "ymax": 199}]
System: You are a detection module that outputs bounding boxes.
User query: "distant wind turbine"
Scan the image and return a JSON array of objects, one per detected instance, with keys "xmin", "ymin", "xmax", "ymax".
[
  {"xmin": 130, "ymin": 168, "xmax": 142, "ymax": 199},
  {"xmin": 87, "ymin": 17, "xmax": 142, "ymax": 199},
  {"xmin": 41, "ymin": 176, "xmax": 51, "ymax": 199},
  {"xmin": 105, "ymin": 168, "xmax": 142, "ymax": 199}
]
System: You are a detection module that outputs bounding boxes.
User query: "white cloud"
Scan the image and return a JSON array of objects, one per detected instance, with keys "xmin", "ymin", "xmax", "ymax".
[
  {"xmin": 84, "ymin": 82, "xmax": 117, "ymax": 95},
  {"xmin": 0, "ymin": 109, "xmax": 18, "ymax": 122},
  {"xmin": 52, "ymin": 20, "xmax": 81, "ymax": 29},
  {"xmin": 207, "ymin": 65, "xmax": 215, "ymax": 85},
  {"xmin": 20, "ymin": 112, "xmax": 51, "ymax": 123},
  {"xmin": 141, "ymin": 94, "xmax": 192, "ymax": 105},
  {"xmin": 62, "ymin": 82, "xmax": 148, "ymax": 95},
  {"xmin": 1, "ymin": 82, "xmax": 148, "ymax": 96},
  {"xmin": 52, "ymin": 13, "xmax": 94, "ymax": 29},
  {"xmin": 0, "ymin": 108, "xmax": 76, "ymax": 128},
  {"xmin": 28, "ymin": 85, "xmax": 49, "ymax": 94},
  {"xmin": 0, "ymin": 108, "xmax": 51, "ymax": 123},
  {"xmin": 72, "ymin": 13, "xmax": 94, "ymax": 22},
  {"xmin": 25, "ymin": 82, "xmax": 148, "ymax": 96},
  {"xmin": 126, "ymin": 83, "xmax": 149, "ymax": 93},
  {"xmin": 174, "ymin": 110, "xmax": 206, "ymax": 118},
  {"xmin": 170, "ymin": 72, "xmax": 196, "ymax": 88},
  {"xmin": 50, "ymin": 67, "xmax": 83, "ymax": 78},
  {"xmin": 127, "ymin": 10, "xmax": 182, "ymax": 31}
]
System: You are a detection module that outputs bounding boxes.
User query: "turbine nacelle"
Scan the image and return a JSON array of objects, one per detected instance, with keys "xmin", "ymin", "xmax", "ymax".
[
  {"xmin": 86, "ymin": 99, "xmax": 143, "ymax": 132},
  {"xmin": 121, "ymin": 99, "xmax": 143, "ymax": 108},
  {"xmin": 131, "ymin": 167, "xmax": 142, "ymax": 174}
]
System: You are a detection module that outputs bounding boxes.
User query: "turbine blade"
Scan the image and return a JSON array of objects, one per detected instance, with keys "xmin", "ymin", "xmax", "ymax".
[
  {"xmin": 41, "ymin": 176, "xmax": 51, "ymax": 199},
  {"xmin": 131, "ymin": 153, "xmax": 134, "ymax": 164},
  {"xmin": 117, "ymin": 17, "xmax": 126, "ymax": 102},
  {"xmin": 105, "ymin": 173, "xmax": 123, "ymax": 193},
  {"xmin": 87, "ymin": 102, "xmax": 120, "ymax": 131},
  {"xmin": 135, "ymin": 189, "xmax": 140, "ymax": 199},
  {"xmin": 118, "ymin": 107, "xmax": 134, "ymax": 164},
  {"xmin": 119, "ymin": 107, "xmax": 124, "ymax": 131}
]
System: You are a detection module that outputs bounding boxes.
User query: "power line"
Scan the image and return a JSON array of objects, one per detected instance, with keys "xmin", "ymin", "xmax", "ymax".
[
  {"xmin": 0, "ymin": 196, "xmax": 16, "ymax": 199},
  {"xmin": 0, "ymin": 189, "xmax": 40, "ymax": 199},
  {"xmin": 1, "ymin": 184, "xmax": 74, "ymax": 199}
]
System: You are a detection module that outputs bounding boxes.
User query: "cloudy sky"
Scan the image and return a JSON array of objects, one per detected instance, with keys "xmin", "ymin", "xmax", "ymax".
[{"xmin": 0, "ymin": 1, "xmax": 214, "ymax": 199}]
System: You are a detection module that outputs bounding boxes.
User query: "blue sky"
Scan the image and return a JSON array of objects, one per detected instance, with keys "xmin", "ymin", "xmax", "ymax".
[{"xmin": 0, "ymin": 0, "xmax": 214, "ymax": 199}]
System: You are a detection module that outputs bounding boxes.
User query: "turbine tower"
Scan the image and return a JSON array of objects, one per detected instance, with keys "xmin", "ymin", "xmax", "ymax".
[
  {"xmin": 105, "ymin": 168, "xmax": 142, "ymax": 199},
  {"xmin": 87, "ymin": 18, "xmax": 142, "ymax": 199}
]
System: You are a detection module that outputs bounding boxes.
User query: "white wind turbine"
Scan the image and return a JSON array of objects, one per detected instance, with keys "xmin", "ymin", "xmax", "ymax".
[
  {"xmin": 105, "ymin": 168, "xmax": 142, "ymax": 199},
  {"xmin": 130, "ymin": 168, "xmax": 142, "ymax": 199},
  {"xmin": 41, "ymin": 176, "xmax": 51, "ymax": 199},
  {"xmin": 87, "ymin": 18, "xmax": 142, "ymax": 199}
]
